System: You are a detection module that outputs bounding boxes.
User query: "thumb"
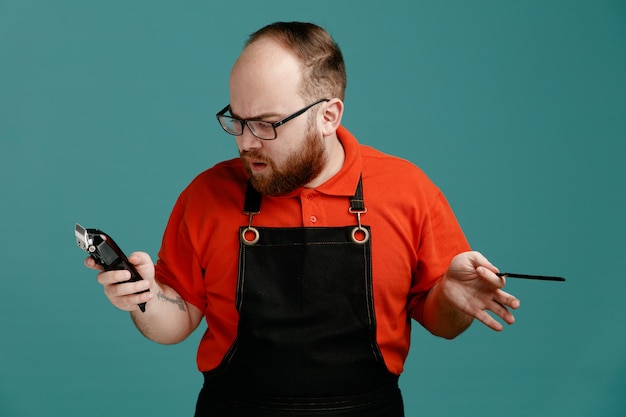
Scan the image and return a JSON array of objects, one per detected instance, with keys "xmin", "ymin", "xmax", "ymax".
[
  {"xmin": 468, "ymin": 251, "xmax": 499, "ymax": 275},
  {"xmin": 127, "ymin": 251, "xmax": 155, "ymax": 281}
]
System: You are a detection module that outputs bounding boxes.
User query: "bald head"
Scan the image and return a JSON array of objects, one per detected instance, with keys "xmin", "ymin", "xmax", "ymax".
[
  {"xmin": 229, "ymin": 38, "xmax": 303, "ymax": 121},
  {"xmin": 242, "ymin": 22, "xmax": 346, "ymax": 102}
]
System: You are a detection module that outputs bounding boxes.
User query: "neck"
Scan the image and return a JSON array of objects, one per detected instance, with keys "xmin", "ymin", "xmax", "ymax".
[{"xmin": 305, "ymin": 134, "xmax": 345, "ymax": 189}]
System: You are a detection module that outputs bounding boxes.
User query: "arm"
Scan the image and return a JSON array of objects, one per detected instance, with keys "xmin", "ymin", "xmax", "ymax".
[
  {"xmin": 422, "ymin": 251, "xmax": 520, "ymax": 339},
  {"xmin": 86, "ymin": 251, "xmax": 203, "ymax": 344}
]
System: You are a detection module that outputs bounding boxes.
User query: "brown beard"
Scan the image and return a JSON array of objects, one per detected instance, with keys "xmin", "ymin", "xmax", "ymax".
[{"xmin": 241, "ymin": 125, "xmax": 327, "ymax": 196}]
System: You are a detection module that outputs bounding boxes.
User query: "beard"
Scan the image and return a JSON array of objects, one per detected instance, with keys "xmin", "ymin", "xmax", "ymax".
[{"xmin": 241, "ymin": 124, "xmax": 327, "ymax": 196}]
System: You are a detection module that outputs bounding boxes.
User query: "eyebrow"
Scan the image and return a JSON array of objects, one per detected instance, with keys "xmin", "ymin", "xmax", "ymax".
[{"xmin": 229, "ymin": 107, "xmax": 282, "ymax": 121}]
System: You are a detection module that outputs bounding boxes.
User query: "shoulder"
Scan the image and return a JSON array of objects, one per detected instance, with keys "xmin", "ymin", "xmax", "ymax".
[
  {"xmin": 184, "ymin": 158, "xmax": 246, "ymax": 194},
  {"xmin": 359, "ymin": 144, "xmax": 441, "ymax": 198},
  {"xmin": 175, "ymin": 157, "xmax": 248, "ymax": 209},
  {"xmin": 336, "ymin": 125, "xmax": 444, "ymax": 208}
]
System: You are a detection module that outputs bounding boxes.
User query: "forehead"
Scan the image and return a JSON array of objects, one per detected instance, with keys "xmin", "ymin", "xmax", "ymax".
[{"xmin": 229, "ymin": 39, "xmax": 304, "ymax": 117}]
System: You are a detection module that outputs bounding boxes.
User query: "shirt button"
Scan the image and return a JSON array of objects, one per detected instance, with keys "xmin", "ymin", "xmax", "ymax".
[{"xmin": 310, "ymin": 215, "xmax": 317, "ymax": 223}]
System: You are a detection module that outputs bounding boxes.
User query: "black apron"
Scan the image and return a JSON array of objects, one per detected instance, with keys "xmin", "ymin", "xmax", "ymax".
[{"xmin": 195, "ymin": 178, "xmax": 404, "ymax": 416}]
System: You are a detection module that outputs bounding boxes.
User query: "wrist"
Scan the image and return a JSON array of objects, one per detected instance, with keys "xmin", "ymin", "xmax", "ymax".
[{"xmin": 423, "ymin": 276, "xmax": 473, "ymax": 339}]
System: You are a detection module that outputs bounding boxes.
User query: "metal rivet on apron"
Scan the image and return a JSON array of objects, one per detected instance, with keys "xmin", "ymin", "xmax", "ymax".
[
  {"xmin": 351, "ymin": 226, "xmax": 370, "ymax": 244},
  {"xmin": 241, "ymin": 226, "xmax": 260, "ymax": 245},
  {"xmin": 349, "ymin": 207, "xmax": 369, "ymax": 244},
  {"xmin": 242, "ymin": 212, "xmax": 260, "ymax": 245}
]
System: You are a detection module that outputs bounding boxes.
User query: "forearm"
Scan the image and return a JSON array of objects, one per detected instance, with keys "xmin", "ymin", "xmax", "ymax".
[
  {"xmin": 130, "ymin": 281, "xmax": 202, "ymax": 344},
  {"xmin": 421, "ymin": 276, "xmax": 473, "ymax": 340}
]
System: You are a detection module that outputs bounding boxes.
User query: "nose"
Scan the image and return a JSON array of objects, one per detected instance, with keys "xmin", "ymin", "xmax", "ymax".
[{"xmin": 237, "ymin": 125, "xmax": 263, "ymax": 152}]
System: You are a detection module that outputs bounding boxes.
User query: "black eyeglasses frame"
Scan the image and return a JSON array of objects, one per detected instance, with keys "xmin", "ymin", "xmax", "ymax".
[{"xmin": 216, "ymin": 98, "xmax": 330, "ymax": 140}]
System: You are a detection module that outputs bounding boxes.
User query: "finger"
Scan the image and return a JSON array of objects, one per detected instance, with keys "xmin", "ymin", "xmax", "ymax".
[
  {"xmin": 96, "ymin": 269, "xmax": 132, "ymax": 286},
  {"xmin": 84, "ymin": 257, "xmax": 104, "ymax": 272},
  {"xmin": 476, "ymin": 266, "xmax": 505, "ymax": 289},
  {"xmin": 126, "ymin": 252, "xmax": 155, "ymax": 281},
  {"xmin": 126, "ymin": 290, "xmax": 154, "ymax": 308},
  {"xmin": 104, "ymin": 279, "xmax": 151, "ymax": 299},
  {"xmin": 489, "ymin": 299, "xmax": 516, "ymax": 325},
  {"xmin": 495, "ymin": 289, "xmax": 521, "ymax": 310},
  {"xmin": 474, "ymin": 309, "xmax": 504, "ymax": 332},
  {"xmin": 108, "ymin": 290, "xmax": 153, "ymax": 312},
  {"xmin": 127, "ymin": 251, "xmax": 153, "ymax": 267}
]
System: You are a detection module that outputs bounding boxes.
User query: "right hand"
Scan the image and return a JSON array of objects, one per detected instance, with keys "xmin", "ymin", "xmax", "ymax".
[{"xmin": 85, "ymin": 251, "xmax": 155, "ymax": 311}]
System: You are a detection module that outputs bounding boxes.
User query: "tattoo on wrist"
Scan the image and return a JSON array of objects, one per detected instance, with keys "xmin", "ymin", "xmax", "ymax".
[{"xmin": 156, "ymin": 291, "xmax": 186, "ymax": 312}]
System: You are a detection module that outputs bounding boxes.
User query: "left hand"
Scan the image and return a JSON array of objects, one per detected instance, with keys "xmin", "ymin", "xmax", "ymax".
[{"xmin": 441, "ymin": 251, "xmax": 521, "ymax": 331}]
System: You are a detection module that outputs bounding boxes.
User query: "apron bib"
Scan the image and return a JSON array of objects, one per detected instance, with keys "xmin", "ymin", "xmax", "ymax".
[{"xmin": 196, "ymin": 178, "xmax": 404, "ymax": 416}]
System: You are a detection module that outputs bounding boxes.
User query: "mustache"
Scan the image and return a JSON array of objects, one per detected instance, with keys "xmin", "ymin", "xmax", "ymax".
[{"xmin": 240, "ymin": 150, "xmax": 269, "ymax": 163}]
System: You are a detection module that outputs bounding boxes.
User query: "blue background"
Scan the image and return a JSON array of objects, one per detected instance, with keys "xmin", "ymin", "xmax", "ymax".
[{"xmin": 1, "ymin": 1, "xmax": 625, "ymax": 416}]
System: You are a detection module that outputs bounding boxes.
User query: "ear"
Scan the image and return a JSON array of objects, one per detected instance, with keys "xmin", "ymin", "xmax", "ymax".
[{"xmin": 319, "ymin": 98, "xmax": 344, "ymax": 137}]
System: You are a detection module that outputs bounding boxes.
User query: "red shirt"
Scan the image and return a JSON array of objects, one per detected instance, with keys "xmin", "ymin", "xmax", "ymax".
[{"xmin": 156, "ymin": 126, "xmax": 470, "ymax": 375}]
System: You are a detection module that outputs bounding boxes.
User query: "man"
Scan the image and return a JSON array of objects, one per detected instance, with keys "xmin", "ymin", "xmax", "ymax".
[{"xmin": 86, "ymin": 22, "xmax": 520, "ymax": 416}]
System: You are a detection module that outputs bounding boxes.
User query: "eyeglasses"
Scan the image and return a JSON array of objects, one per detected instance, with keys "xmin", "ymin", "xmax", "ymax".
[{"xmin": 216, "ymin": 98, "xmax": 329, "ymax": 140}]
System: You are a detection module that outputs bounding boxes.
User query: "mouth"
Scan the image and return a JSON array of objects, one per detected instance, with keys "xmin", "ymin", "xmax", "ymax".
[
  {"xmin": 249, "ymin": 161, "xmax": 268, "ymax": 172},
  {"xmin": 243, "ymin": 156, "xmax": 269, "ymax": 173}
]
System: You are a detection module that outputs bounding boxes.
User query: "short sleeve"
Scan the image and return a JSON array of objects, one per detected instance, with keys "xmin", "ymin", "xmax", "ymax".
[
  {"xmin": 155, "ymin": 191, "xmax": 207, "ymax": 313},
  {"xmin": 407, "ymin": 190, "xmax": 471, "ymax": 325}
]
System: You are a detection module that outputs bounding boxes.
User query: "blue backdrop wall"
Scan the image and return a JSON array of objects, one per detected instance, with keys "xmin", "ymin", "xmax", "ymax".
[{"xmin": 1, "ymin": 1, "xmax": 625, "ymax": 416}]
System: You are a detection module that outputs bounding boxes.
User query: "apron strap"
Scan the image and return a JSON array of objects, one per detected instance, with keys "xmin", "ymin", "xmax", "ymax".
[
  {"xmin": 243, "ymin": 176, "xmax": 365, "ymax": 215},
  {"xmin": 350, "ymin": 175, "xmax": 365, "ymax": 212},
  {"xmin": 348, "ymin": 176, "xmax": 369, "ymax": 243},
  {"xmin": 243, "ymin": 181, "xmax": 262, "ymax": 215}
]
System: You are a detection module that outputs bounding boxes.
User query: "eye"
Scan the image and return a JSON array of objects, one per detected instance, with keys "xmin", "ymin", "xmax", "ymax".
[{"xmin": 249, "ymin": 121, "xmax": 274, "ymax": 134}]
